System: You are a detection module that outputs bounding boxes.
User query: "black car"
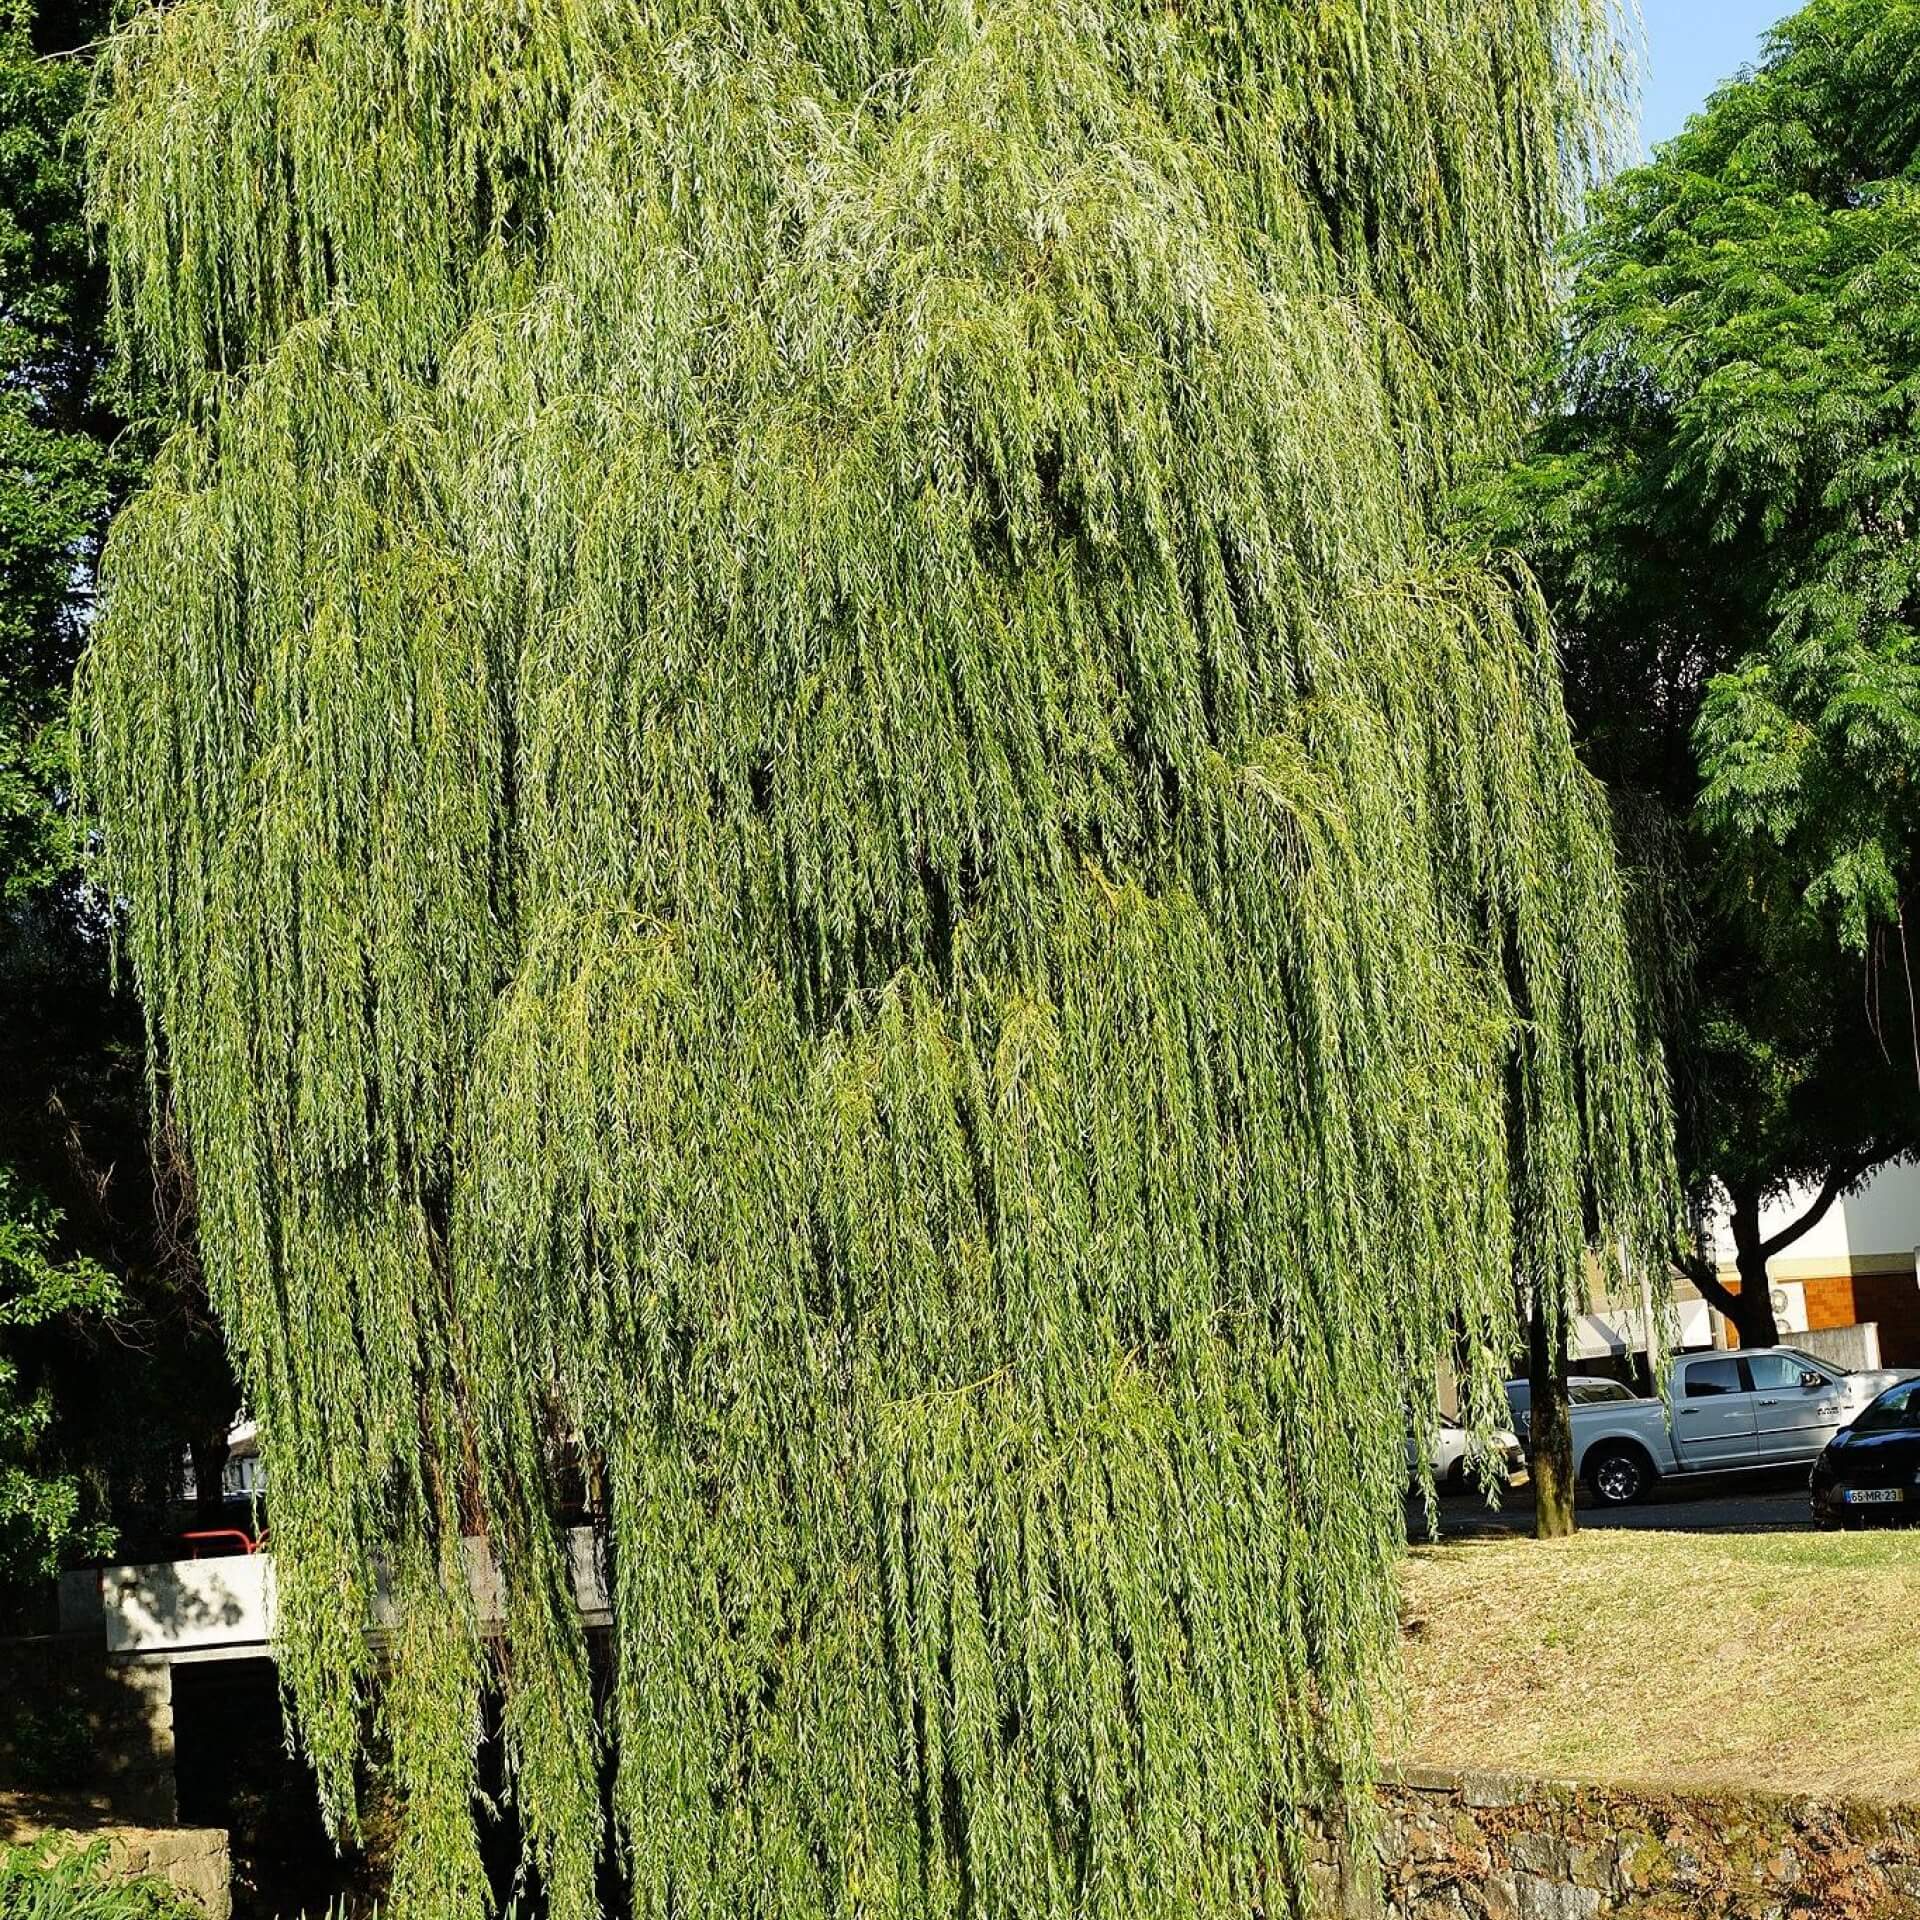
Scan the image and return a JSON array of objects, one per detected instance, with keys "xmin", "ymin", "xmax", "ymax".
[{"xmin": 1811, "ymin": 1377, "xmax": 1920, "ymax": 1527}]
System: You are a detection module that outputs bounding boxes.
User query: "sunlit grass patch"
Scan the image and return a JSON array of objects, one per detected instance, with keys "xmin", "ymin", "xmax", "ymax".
[{"xmin": 1392, "ymin": 1528, "xmax": 1920, "ymax": 1796}]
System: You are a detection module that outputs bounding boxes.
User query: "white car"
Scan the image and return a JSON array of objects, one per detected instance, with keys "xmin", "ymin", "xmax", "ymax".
[{"xmin": 1407, "ymin": 1415, "xmax": 1525, "ymax": 1490}]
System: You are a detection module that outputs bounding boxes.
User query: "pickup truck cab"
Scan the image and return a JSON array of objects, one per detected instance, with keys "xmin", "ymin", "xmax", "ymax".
[{"xmin": 1506, "ymin": 1348, "xmax": 1918, "ymax": 1507}]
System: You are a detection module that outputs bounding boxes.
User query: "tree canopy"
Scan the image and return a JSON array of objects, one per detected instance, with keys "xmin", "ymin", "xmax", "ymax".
[
  {"xmin": 0, "ymin": 1164, "xmax": 116, "ymax": 1583},
  {"xmin": 0, "ymin": 0, "xmax": 235, "ymax": 1599},
  {"xmin": 1481, "ymin": 0, "xmax": 1920, "ymax": 1341},
  {"xmin": 0, "ymin": 0, "xmax": 114, "ymax": 901},
  {"xmin": 0, "ymin": 0, "xmax": 136, "ymax": 1587},
  {"xmin": 79, "ymin": 2, "xmax": 1674, "ymax": 1913}
]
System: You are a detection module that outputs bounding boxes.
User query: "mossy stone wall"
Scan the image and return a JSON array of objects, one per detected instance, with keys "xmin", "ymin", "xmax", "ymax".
[{"xmin": 1315, "ymin": 1767, "xmax": 1920, "ymax": 1919}]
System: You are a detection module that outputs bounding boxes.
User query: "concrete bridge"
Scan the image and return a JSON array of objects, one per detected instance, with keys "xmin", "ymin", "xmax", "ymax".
[
  {"xmin": 62, "ymin": 1526, "xmax": 611, "ymax": 1660},
  {"xmin": 26, "ymin": 1530, "xmax": 610, "ymax": 1830}
]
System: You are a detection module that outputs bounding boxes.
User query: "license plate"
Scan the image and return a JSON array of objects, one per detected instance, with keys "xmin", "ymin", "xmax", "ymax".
[{"xmin": 1842, "ymin": 1488, "xmax": 1905, "ymax": 1505}]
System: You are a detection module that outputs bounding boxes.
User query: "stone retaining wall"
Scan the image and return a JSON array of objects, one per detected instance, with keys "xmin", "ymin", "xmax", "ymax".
[
  {"xmin": 2, "ymin": 1798, "xmax": 230, "ymax": 1919},
  {"xmin": 97, "ymin": 1826, "xmax": 232, "ymax": 1920},
  {"xmin": 1312, "ymin": 1765, "xmax": 1920, "ymax": 1919}
]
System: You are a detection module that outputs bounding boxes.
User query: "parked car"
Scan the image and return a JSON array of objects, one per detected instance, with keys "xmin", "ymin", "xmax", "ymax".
[
  {"xmin": 1502, "ymin": 1373, "xmax": 1638, "ymax": 1440},
  {"xmin": 1506, "ymin": 1348, "xmax": 1918, "ymax": 1507},
  {"xmin": 1407, "ymin": 1415, "xmax": 1525, "ymax": 1491},
  {"xmin": 1811, "ymin": 1377, "xmax": 1920, "ymax": 1527}
]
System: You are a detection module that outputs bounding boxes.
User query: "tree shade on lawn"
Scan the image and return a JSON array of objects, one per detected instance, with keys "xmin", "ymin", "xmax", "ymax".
[{"xmin": 77, "ymin": 2, "xmax": 1675, "ymax": 1914}]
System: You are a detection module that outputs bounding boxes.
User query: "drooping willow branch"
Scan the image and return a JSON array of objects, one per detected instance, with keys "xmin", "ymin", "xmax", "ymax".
[{"xmin": 78, "ymin": 2, "xmax": 1670, "ymax": 1915}]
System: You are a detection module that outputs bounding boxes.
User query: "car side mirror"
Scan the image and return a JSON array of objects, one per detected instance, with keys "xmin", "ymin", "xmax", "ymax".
[{"xmin": 1800, "ymin": 1371, "xmax": 1826, "ymax": 1390}]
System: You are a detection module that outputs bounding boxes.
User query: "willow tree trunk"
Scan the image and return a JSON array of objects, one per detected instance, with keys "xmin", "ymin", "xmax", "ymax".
[{"xmin": 1528, "ymin": 1291, "xmax": 1578, "ymax": 1538}]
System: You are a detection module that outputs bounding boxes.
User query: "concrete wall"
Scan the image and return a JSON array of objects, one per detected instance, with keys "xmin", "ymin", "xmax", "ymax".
[
  {"xmin": 1793, "ymin": 1320, "xmax": 1885, "ymax": 1371},
  {"xmin": 101, "ymin": 1557, "xmax": 273, "ymax": 1658},
  {"xmin": 89, "ymin": 1524, "xmax": 608, "ymax": 1660},
  {"xmin": 1313, "ymin": 1765, "xmax": 1920, "ymax": 1919}
]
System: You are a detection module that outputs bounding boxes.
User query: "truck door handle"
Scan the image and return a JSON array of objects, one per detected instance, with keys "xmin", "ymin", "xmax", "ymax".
[
  {"xmin": 1757, "ymin": 1398, "xmax": 1780, "ymax": 1406},
  {"xmin": 1679, "ymin": 1408, "xmax": 1699, "ymax": 1416}
]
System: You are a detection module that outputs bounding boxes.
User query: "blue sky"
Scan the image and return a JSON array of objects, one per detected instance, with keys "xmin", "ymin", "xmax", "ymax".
[{"xmin": 1638, "ymin": 0, "xmax": 1784, "ymax": 149}]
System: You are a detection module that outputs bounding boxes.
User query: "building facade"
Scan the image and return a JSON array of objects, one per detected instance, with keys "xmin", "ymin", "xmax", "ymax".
[{"xmin": 1711, "ymin": 1161, "xmax": 1920, "ymax": 1366}]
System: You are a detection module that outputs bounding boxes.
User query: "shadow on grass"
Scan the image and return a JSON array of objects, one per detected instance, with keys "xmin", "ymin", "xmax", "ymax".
[{"xmin": 1405, "ymin": 1464, "xmax": 1818, "ymax": 1543}]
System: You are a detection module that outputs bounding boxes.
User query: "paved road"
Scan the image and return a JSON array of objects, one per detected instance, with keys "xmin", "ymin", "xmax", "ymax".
[{"xmin": 1408, "ymin": 1465, "xmax": 1813, "ymax": 1538}]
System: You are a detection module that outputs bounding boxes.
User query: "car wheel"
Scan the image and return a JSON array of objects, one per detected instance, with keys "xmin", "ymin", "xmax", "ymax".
[{"xmin": 1588, "ymin": 1444, "xmax": 1652, "ymax": 1508}]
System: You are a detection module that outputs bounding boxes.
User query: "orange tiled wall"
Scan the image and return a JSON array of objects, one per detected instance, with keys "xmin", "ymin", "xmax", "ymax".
[{"xmin": 1721, "ymin": 1271, "xmax": 1920, "ymax": 1368}]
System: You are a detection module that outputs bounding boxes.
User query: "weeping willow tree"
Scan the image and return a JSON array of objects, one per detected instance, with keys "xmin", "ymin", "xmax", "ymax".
[{"xmin": 78, "ymin": 1, "xmax": 1672, "ymax": 1914}]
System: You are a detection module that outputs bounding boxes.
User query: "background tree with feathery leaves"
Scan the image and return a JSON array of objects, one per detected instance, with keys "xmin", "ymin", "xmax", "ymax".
[
  {"xmin": 78, "ymin": 0, "xmax": 1675, "ymax": 1912},
  {"xmin": 1481, "ymin": 0, "xmax": 1920, "ymax": 1350}
]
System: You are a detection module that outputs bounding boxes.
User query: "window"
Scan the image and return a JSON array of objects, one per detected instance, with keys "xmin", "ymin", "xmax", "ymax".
[
  {"xmin": 1781, "ymin": 1349, "xmax": 1839, "ymax": 1383},
  {"xmin": 1853, "ymin": 1383, "xmax": 1920, "ymax": 1434},
  {"xmin": 1569, "ymin": 1380, "xmax": 1635, "ymax": 1405},
  {"xmin": 1683, "ymin": 1358, "xmax": 1745, "ymax": 1398},
  {"xmin": 1747, "ymin": 1353, "xmax": 1820, "ymax": 1393}
]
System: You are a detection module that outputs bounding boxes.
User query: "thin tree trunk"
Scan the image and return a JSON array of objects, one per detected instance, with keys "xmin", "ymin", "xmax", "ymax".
[
  {"xmin": 1527, "ymin": 1289, "xmax": 1576, "ymax": 1539},
  {"xmin": 1725, "ymin": 1183, "xmax": 1780, "ymax": 1349},
  {"xmin": 190, "ymin": 1429, "xmax": 231, "ymax": 1523}
]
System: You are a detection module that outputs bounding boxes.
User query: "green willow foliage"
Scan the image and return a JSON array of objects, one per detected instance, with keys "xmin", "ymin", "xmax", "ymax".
[{"xmin": 79, "ymin": 1, "xmax": 1672, "ymax": 1914}]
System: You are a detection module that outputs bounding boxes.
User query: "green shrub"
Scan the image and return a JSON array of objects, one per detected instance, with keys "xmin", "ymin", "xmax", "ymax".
[
  {"xmin": 6, "ymin": 1699, "xmax": 95, "ymax": 1792},
  {"xmin": 0, "ymin": 1839, "xmax": 201, "ymax": 1920}
]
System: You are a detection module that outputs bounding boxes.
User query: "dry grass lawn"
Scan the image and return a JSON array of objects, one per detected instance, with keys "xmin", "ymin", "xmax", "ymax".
[{"xmin": 1390, "ymin": 1529, "xmax": 1920, "ymax": 1798}]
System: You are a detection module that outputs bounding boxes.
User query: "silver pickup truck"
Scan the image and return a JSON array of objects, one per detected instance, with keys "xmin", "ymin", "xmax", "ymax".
[{"xmin": 1504, "ymin": 1347, "xmax": 1919, "ymax": 1507}]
